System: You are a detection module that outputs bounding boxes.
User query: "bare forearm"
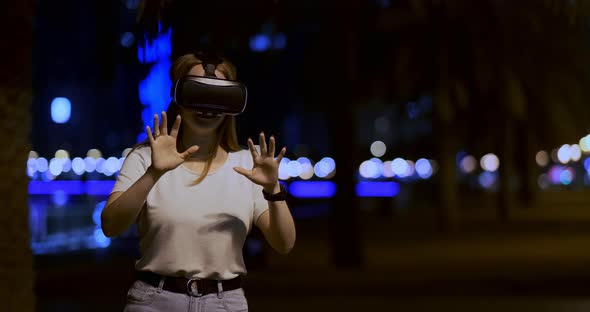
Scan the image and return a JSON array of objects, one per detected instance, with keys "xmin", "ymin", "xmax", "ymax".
[
  {"xmin": 267, "ymin": 201, "xmax": 296, "ymax": 253},
  {"xmin": 101, "ymin": 166, "xmax": 162, "ymax": 237},
  {"xmin": 264, "ymin": 184, "xmax": 296, "ymax": 254}
]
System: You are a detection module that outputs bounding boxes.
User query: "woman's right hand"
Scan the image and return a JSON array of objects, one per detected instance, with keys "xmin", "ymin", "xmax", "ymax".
[{"xmin": 146, "ymin": 112, "xmax": 199, "ymax": 175}]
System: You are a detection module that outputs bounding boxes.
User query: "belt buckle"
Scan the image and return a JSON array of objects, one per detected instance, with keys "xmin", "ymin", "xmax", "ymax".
[{"xmin": 186, "ymin": 279, "xmax": 203, "ymax": 297}]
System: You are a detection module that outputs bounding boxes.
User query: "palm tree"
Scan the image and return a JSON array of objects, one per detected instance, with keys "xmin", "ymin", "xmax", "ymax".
[
  {"xmin": 376, "ymin": 0, "xmax": 590, "ymax": 225},
  {"xmin": 1, "ymin": 0, "xmax": 35, "ymax": 310}
]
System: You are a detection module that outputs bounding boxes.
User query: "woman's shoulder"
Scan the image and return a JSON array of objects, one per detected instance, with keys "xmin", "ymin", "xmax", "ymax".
[
  {"xmin": 230, "ymin": 145, "xmax": 260, "ymax": 164},
  {"xmin": 230, "ymin": 146, "xmax": 250, "ymax": 160},
  {"xmin": 125, "ymin": 144, "xmax": 152, "ymax": 162}
]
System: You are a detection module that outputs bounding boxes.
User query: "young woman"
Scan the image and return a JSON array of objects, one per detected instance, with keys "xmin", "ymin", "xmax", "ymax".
[{"xmin": 101, "ymin": 52, "xmax": 296, "ymax": 312}]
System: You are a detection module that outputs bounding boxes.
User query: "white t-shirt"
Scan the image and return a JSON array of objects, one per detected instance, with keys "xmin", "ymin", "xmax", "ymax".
[{"xmin": 111, "ymin": 145, "xmax": 269, "ymax": 280}]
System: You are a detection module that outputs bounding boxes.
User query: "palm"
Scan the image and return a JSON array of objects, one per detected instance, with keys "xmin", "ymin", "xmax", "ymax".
[
  {"xmin": 234, "ymin": 133, "xmax": 286, "ymax": 190},
  {"xmin": 146, "ymin": 112, "xmax": 199, "ymax": 173}
]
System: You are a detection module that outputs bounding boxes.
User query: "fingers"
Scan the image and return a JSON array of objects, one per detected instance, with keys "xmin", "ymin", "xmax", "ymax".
[
  {"xmin": 233, "ymin": 167, "xmax": 253, "ymax": 179},
  {"xmin": 170, "ymin": 115, "xmax": 181, "ymax": 138},
  {"xmin": 276, "ymin": 147, "xmax": 287, "ymax": 163},
  {"xmin": 146, "ymin": 126, "xmax": 155, "ymax": 144},
  {"xmin": 153, "ymin": 114, "xmax": 160, "ymax": 136},
  {"xmin": 247, "ymin": 138, "xmax": 258, "ymax": 159},
  {"xmin": 269, "ymin": 135, "xmax": 276, "ymax": 156},
  {"xmin": 180, "ymin": 145, "xmax": 200, "ymax": 159},
  {"xmin": 259, "ymin": 132, "xmax": 267, "ymax": 156},
  {"xmin": 161, "ymin": 111, "xmax": 168, "ymax": 136}
]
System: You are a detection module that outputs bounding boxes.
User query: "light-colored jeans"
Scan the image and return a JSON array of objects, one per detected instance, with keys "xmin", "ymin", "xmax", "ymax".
[{"xmin": 123, "ymin": 279, "xmax": 248, "ymax": 312}]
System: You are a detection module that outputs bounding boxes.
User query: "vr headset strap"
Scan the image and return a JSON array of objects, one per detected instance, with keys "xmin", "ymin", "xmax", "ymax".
[
  {"xmin": 170, "ymin": 51, "xmax": 221, "ymax": 102},
  {"xmin": 196, "ymin": 50, "xmax": 223, "ymax": 78},
  {"xmin": 203, "ymin": 63, "xmax": 217, "ymax": 77}
]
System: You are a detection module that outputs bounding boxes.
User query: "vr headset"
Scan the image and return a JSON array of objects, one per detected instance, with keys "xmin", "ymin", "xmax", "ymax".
[{"xmin": 171, "ymin": 52, "xmax": 247, "ymax": 116}]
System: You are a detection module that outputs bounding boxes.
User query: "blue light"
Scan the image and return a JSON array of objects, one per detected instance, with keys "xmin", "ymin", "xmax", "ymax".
[
  {"xmin": 95, "ymin": 158, "xmax": 106, "ymax": 173},
  {"xmin": 52, "ymin": 190, "xmax": 68, "ymax": 206},
  {"xmin": 272, "ymin": 33, "xmax": 287, "ymax": 50},
  {"xmin": 29, "ymin": 202, "xmax": 44, "ymax": 239},
  {"xmin": 297, "ymin": 157, "xmax": 311, "ymax": 165},
  {"xmin": 104, "ymin": 157, "xmax": 119, "ymax": 174},
  {"xmin": 289, "ymin": 181, "xmax": 336, "ymax": 198},
  {"xmin": 355, "ymin": 181, "xmax": 399, "ymax": 197},
  {"xmin": 415, "ymin": 158, "xmax": 433, "ymax": 179},
  {"xmin": 314, "ymin": 157, "xmax": 336, "ymax": 178},
  {"xmin": 37, "ymin": 158, "xmax": 48, "ymax": 172},
  {"xmin": 584, "ymin": 158, "xmax": 590, "ymax": 172},
  {"xmin": 120, "ymin": 32, "xmax": 135, "ymax": 47},
  {"xmin": 41, "ymin": 171, "xmax": 53, "ymax": 181},
  {"xmin": 292, "ymin": 204, "xmax": 330, "ymax": 219},
  {"xmin": 456, "ymin": 150, "xmax": 467, "ymax": 166},
  {"xmin": 279, "ymin": 158, "xmax": 290, "ymax": 180},
  {"xmin": 72, "ymin": 157, "xmax": 85, "ymax": 175},
  {"xmin": 376, "ymin": 0, "xmax": 391, "ymax": 8},
  {"xmin": 93, "ymin": 227, "xmax": 111, "ymax": 248},
  {"xmin": 49, "ymin": 158, "xmax": 63, "ymax": 176},
  {"xmin": 139, "ymin": 60, "xmax": 172, "ymax": 117},
  {"xmin": 560, "ymin": 169, "xmax": 574, "ymax": 185},
  {"xmin": 479, "ymin": 171, "xmax": 497, "ymax": 189},
  {"xmin": 93, "ymin": 201, "xmax": 107, "ymax": 226},
  {"xmin": 321, "ymin": 157, "xmax": 336, "ymax": 172},
  {"xmin": 314, "ymin": 162, "xmax": 329, "ymax": 178},
  {"xmin": 138, "ymin": 23, "xmax": 172, "ymax": 139},
  {"xmin": 61, "ymin": 158, "xmax": 72, "ymax": 172},
  {"xmin": 86, "ymin": 180, "xmax": 116, "ymax": 195},
  {"xmin": 287, "ymin": 160, "xmax": 303, "ymax": 177},
  {"xmin": 137, "ymin": 132, "xmax": 148, "ymax": 143},
  {"xmin": 391, "ymin": 158, "xmax": 409, "ymax": 176},
  {"xmin": 250, "ymin": 34, "xmax": 271, "ymax": 52},
  {"xmin": 246, "ymin": 238, "xmax": 263, "ymax": 255},
  {"xmin": 29, "ymin": 180, "xmax": 83, "ymax": 195},
  {"xmin": 370, "ymin": 158, "xmax": 383, "ymax": 178},
  {"xmin": 27, "ymin": 158, "xmax": 37, "ymax": 173},
  {"xmin": 125, "ymin": 0, "xmax": 140, "ymax": 9},
  {"xmin": 51, "ymin": 97, "xmax": 71, "ymax": 124},
  {"xmin": 407, "ymin": 101, "xmax": 419, "ymax": 119},
  {"xmin": 359, "ymin": 160, "xmax": 382, "ymax": 179},
  {"xmin": 137, "ymin": 25, "xmax": 172, "ymax": 64},
  {"xmin": 84, "ymin": 157, "xmax": 97, "ymax": 173},
  {"xmin": 28, "ymin": 180, "xmax": 115, "ymax": 195}
]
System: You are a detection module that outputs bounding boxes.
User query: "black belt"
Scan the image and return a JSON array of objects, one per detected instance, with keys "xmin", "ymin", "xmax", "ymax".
[{"xmin": 136, "ymin": 271, "xmax": 242, "ymax": 296}]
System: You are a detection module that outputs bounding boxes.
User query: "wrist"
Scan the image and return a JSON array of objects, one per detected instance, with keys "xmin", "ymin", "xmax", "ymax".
[
  {"xmin": 263, "ymin": 182, "xmax": 280, "ymax": 194},
  {"xmin": 146, "ymin": 165, "xmax": 165, "ymax": 179},
  {"xmin": 262, "ymin": 183, "xmax": 287, "ymax": 202}
]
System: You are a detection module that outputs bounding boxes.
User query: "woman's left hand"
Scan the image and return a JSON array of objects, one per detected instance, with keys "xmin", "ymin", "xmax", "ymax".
[{"xmin": 234, "ymin": 132, "xmax": 286, "ymax": 192}]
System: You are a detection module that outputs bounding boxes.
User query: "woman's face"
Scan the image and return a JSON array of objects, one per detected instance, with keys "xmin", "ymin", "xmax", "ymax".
[{"xmin": 179, "ymin": 64, "xmax": 227, "ymax": 133}]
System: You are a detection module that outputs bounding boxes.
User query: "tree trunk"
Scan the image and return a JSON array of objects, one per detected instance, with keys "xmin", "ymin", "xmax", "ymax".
[
  {"xmin": 0, "ymin": 1, "xmax": 35, "ymax": 311},
  {"xmin": 329, "ymin": 0, "xmax": 362, "ymax": 268},
  {"xmin": 497, "ymin": 116, "xmax": 515, "ymax": 222},
  {"xmin": 433, "ymin": 116, "xmax": 459, "ymax": 231},
  {"xmin": 330, "ymin": 107, "xmax": 362, "ymax": 268},
  {"xmin": 517, "ymin": 120, "xmax": 536, "ymax": 208}
]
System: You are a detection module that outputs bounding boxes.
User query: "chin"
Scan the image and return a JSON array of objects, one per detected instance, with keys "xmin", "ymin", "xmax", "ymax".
[{"xmin": 186, "ymin": 115, "xmax": 223, "ymax": 131}]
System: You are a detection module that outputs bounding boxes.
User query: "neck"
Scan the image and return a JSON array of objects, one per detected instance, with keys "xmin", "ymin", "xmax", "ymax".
[{"xmin": 181, "ymin": 131, "xmax": 220, "ymax": 161}]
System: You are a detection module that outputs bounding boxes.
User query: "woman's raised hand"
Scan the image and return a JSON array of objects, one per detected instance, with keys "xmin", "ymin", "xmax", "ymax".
[
  {"xmin": 233, "ymin": 132, "xmax": 286, "ymax": 191},
  {"xmin": 146, "ymin": 112, "xmax": 199, "ymax": 175}
]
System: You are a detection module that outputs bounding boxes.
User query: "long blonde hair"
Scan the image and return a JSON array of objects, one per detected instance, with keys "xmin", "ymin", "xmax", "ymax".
[{"xmin": 131, "ymin": 52, "xmax": 242, "ymax": 185}]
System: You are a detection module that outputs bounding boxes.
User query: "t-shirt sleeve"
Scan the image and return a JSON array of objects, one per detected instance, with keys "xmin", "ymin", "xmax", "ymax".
[
  {"xmin": 110, "ymin": 147, "xmax": 149, "ymax": 194},
  {"xmin": 245, "ymin": 145, "xmax": 270, "ymax": 223}
]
